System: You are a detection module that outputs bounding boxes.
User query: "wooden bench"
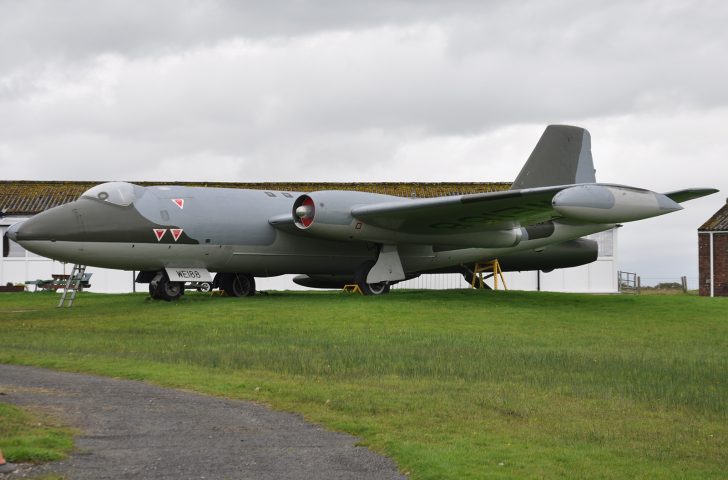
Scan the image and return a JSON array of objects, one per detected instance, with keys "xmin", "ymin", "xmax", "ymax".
[{"xmin": 26, "ymin": 273, "xmax": 92, "ymax": 292}]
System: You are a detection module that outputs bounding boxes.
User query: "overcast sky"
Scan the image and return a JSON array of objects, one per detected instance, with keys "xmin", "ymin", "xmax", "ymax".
[{"xmin": 1, "ymin": 0, "xmax": 726, "ymax": 286}]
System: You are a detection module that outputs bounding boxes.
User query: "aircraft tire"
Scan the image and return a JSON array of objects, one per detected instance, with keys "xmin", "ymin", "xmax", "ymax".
[
  {"xmin": 150, "ymin": 276, "xmax": 184, "ymax": 301},
  {"xmin": 221, "ymin": 273, "xmax": 256, "ymax": 297},
  {"xmin": 355, "ymin": 261, "xmax": 391, "ymax": 296}
]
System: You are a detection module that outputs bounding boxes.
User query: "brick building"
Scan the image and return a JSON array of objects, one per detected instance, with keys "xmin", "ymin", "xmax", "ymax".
[{"xmin": 698, "ymin": 199, "xmax": 728, "ymax": 297}]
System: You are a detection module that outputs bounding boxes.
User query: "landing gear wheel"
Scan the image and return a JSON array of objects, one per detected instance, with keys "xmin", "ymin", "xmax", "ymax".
[
  {"xmin": 149, "ymin": 274, "xmax": 184, "ymax": 301},
  {"xmin": 196, "ymin": 282, "xmax": 212, "ymax": 293},
  {"xmin": 220, "ymin": 273, "xmax": 256, "ymax": 297},
  {"xmin": 355, "ymin": 261, "xmax": 391, "ymax": 296}
]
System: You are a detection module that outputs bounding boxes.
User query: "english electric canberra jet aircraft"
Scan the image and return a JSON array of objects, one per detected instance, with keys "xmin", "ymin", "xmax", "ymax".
[{"xmin": 3, "ymin": 125, "xmax": 717, "ymax": 299}]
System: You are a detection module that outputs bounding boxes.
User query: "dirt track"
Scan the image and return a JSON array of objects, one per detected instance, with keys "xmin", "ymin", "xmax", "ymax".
[{"xmin": 0, "ymin": 364, "xmax": 405, "ymax": 479}]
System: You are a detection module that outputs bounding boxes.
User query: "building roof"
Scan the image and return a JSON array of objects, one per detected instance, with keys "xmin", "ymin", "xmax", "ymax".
[
  {"xmin": 0, "ymin": 180, "xmax": 511, "ymax": 216},
  {"xmin": 699, "ymin": 199, "xmax": 728, "ymax": 231}
]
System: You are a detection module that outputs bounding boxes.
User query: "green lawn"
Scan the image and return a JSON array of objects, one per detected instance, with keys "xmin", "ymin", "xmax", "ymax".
[
  {"xmin": 1, "ymin": 290, "xmax": 726, "ymax": 479},
  {"xmin": 0, "ymin": 403, "xmax": 73, "ymax": 464}
]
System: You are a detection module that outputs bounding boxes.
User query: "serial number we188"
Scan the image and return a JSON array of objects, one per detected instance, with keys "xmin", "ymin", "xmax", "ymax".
[{"xmin": 175, "ymin": 270, "xmax": 202, "ymax": 279}]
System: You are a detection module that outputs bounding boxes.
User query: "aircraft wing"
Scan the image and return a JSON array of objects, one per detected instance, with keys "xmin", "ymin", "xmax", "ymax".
[
  {"xmin": 663, "ymin": 188, "xmax": 719, "ymax": 204},
  {"xmin": 349, "ymin": 185, "xmax": 718, "ymax": 234},
  {"xmin": 273, "ymin": 182, "xmax": 718, "ymax": 242},
  {"xmin": 349, "ymin": 186, "xmax": 564, "ymax": 234}
]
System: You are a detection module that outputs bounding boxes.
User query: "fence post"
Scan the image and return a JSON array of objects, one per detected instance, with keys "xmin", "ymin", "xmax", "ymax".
[{"xmin": 637, "ymin": 276, "xmax": 641, "ymax": 294}]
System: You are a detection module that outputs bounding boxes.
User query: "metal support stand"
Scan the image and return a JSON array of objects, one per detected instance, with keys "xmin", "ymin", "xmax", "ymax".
[
  {"xmin": 342, "ymin": 284, "xmax": 364, "ymax": 294},
  {"xmin": 470, "ymin": 260, "xmax": 508, "ymax": 290},
  {"xmin": 341, "ymin": 283, "xmax": 364, "ymax": 295}
]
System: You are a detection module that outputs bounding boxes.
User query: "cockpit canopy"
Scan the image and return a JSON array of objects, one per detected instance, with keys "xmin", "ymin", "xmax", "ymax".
[{"xmin": 80, "ymin": 182, "xmax": 137, "ymax": 206}]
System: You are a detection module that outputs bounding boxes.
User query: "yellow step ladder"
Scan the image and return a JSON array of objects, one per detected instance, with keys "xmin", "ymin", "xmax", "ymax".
[
  {"xmin": 469, "ymin": 259, "xmax": 508, "ymax": 290},
  {"xmin": 342, "ymin": 284, "xmax": 363, "ymax": 294}
]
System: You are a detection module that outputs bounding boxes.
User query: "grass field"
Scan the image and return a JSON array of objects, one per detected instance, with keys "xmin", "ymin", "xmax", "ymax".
[
  {"xmin": 0, "ymin": 402, "xmax": 74, "ymax": 464},
  {"xmin": 0, "ymin": 290, "xmax": 726, "ymax": 479}
]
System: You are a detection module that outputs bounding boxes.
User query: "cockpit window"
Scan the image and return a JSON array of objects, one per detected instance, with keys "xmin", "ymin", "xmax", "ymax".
[{"xmin": 81, "ymin": 182, "xmax": 137, "ymax": 206}]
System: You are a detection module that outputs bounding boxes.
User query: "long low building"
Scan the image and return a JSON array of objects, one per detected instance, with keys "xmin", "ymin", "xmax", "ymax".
[{"xmin": 1, "ymin": 180, "xmax": 618, "ymax": 293}]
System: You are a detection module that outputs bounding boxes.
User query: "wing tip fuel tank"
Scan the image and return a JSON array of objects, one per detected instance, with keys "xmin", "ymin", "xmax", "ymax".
[{"xmin": 552, "ymin": 184, "xmax": 682, "ymax": 223}]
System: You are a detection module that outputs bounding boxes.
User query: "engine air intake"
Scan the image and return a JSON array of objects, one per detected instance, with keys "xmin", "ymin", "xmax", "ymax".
[{"xmin": 293, "ymin": 195, "xmax": 315, "ymax": 228}]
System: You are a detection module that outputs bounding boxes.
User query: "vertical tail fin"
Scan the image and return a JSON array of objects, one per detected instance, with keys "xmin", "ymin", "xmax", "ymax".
[{"xmin": 511, "ymin": 125, "xmax": 596, "ymax": 190}]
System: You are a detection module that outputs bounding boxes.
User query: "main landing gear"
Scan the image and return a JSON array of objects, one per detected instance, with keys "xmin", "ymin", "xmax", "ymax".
[
  {"xmin": 215, "ymin": 273, "xmax": 256, "ymax": 297},
  {"xmin": 354, "ymin": 261, "xmax": 391, "ymax": 296},
  {"xmin": 149, "ymin": 272, "xmax": 185, "ymax": 301},
  {"xmin": 145, "ymin": 271, "xmax": 256, "ymax": 301}
]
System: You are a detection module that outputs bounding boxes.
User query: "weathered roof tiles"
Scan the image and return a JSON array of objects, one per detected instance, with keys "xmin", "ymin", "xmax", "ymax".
[
  {"xmin": 0, "ymin": 180, "xmax": 511, "ymax": 216},
  {"xmin": 699, "ymin": 199, "xmax": 728, "ymax": 231}
]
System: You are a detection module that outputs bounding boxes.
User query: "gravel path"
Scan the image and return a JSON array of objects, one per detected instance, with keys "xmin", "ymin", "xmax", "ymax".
[{"xmin": 0, "ymin": 364, "xmax": 405, "ymax": 479}]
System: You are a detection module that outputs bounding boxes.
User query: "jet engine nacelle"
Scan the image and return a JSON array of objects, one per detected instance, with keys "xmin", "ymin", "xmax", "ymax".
[
  {"xmin": 498, "ymin": 238, "xmax": 599, "ymax": 272},
  {"xmin": 292, "ymin": 190, "xmax": 524, "ymax": 247},
  {"xmin": 292, "ymin": 190, "xmax": 388, "ymax": 241}
]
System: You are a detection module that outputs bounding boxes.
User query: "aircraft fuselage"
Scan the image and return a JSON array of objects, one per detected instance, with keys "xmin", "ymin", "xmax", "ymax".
[
  {"xmin": 9, "ymin": 183, "xmax": 610, "ymax": 276},
  {"xmin": 6, "ymin": 124, "xmax": 714, "ymax": 298}
]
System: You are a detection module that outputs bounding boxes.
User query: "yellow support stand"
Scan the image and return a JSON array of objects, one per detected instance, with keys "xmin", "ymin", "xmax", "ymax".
[
  {"xmin": 470, "ymin": 259, "xmax": 508, "ymax": 290},
  {"xmin": 342, "ymin": 284, "xmax": 364, "ymax": 294}
]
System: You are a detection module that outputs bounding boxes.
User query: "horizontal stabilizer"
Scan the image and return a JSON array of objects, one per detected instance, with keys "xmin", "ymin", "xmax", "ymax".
[{"xmin": 663, "ymin": 188, "xmax": 719, "ymax": 203}]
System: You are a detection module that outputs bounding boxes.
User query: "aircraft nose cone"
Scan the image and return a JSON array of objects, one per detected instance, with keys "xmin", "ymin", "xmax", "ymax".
[
  {"xmin": 3, "ymin": 222, "xmax": 23, "ymax": 257},
  {"xmin": 5, "ymin": 221, "xmax": 22, "ymax": 241},
  {"xmin": 14, "ymin": 202, "xmax": 83, "ymax": 241}
]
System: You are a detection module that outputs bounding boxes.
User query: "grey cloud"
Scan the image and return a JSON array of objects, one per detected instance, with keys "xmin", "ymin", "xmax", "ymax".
[
  {"xmin": 1, "ymin": 2, "xmax": 726, "ymax": 185},
  {"xmin": 3, "ymin": 0, "xmax": 728, "ymax": 138},
  {"xmin": 0, "ymin": 0, "xmax": 497, "ymax": 70}
]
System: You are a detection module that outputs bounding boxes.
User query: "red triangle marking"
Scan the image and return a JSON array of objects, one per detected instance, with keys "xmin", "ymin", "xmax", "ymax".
[
  {"xmin": 170, "ymin": 229, "xmax": 183, "ymax": 242},
  {"xmin": 153, "ymin": 229, "xmax": 167, "ymax": 241},
  {"xmin": 172, "ymin": 199, "xmax": 185, "ymax": 209}
]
